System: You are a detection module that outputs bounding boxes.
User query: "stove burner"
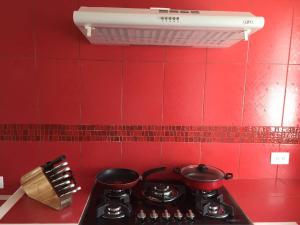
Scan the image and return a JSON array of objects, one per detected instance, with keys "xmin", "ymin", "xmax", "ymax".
[
  {"xmin": 105, "ymin": 203, "xmax": 124, "ymax": 219},
  {"xmin": 108, "ymin": 204, "xmax": 121, "ymax": 212},
  {"xmin": 196, "ymin": 200, "xmax": 231, "ymax": 219},
  {"xmin": 205, "ymin": 202, "xmax": 230, "ymax": 219},
  {"xmin": 153, "ymin": 184, "xmax": 173, "ymax": 198},
  {"xmin": 201, "ymin": 190, "xmax": 218, "ymax": 198},
  {"xmin": 192, "ymin": 189, "xmax": 218, "ymax": 198},
  {"xmin": 154, "ymin": 184, "xmax": 170, "ymax": 192},
  {"xmin": 97, "ymin": 202, "xmax": 130, "ymax": 219},
  {"xmin": 96, "ymin": 189, "xmax": 132, "ymax": 219},
  {"xmin": 105, "ymin": 189, "xmax": 129, "ymax": 199},
  {"xmin": 143, "ymin": 183, "xmax": 180, "ymax": 203},
  {"xmin": 195, "ymin": 192, "xmax": 234, "ymax": 219}
]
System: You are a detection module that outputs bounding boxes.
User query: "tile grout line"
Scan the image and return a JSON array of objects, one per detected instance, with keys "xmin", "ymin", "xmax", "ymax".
[
  {"xmin": 76, "ymin": 0, "xmax": 82, "ymax": 151},
  {"xmin": 32, "ymin": 0, "xmax": 37, "ymax": 68},
  {"xmin": 77, "ymin": 0, "xmax": 84, "ymax": 129},
  {"xmin": 201, "ymin": 49, "xmax": 208, "ymax": 128},
  {"xmin": 277, "ymin": 0, "xmax": 296, "ymax": 180},
  {"xmin": 120, "ymin": 47, "xmax": 125, "ymax": 161},
  {"xmin": 240, "ymin": 40, "xmax": 250, "ymax": 128},
  {"xmin": 22, "ymin": 55, "xmax": 300, "ymax": 65},
  {"xmin": 78, "ymin": 56, "xmax": 84, "ymax": 161},
  {"xmin": 199, "ymin": 48, "xmax": 208, "ymax": 163},
  {"xmin": 79, "ymin": 60, "xmax": 83, "ymax": 126},
  {"xmin": 237, "ymin": 38, "xmax": 251, "ymax": 179},
  {"xmin": 20, "ymin": 56, "xmax": 300, "ymax": 66},
  {"xmin": 76, "ymin": 0, "xmax": 80, "ymax": 61},
  {"xmin": 32, "ymin": 0, "xmax": 40, "ymax": 127},
  {"xmin": 280, "ymin": 2, "xmax": 295, "ymax": 128},
  {"xmin": 161, "ymin": 47, "xmax": 167, "ymax": 127},
  {"xmin": 16, "ymin": 54, "xmax": 300, "ymax": 67},
  {"xmin": 160, "ymin": 47, "xmax": 167, "ymax": 163}
]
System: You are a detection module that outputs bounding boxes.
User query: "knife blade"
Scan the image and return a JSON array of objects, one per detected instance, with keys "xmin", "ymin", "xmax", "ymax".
[
  {"xmin": 52, "ymin": 171, "xmax": 76, "ymax": 185},
  {"xmin": 57, "ymin": 183, "xmax": 75, "ymax": 193},
  {"xmin": 53, "ymin": 180, "xmax": 71, "ymax": 189},
  {"xmin": 45, "ymin": 162, "xmax": 68, "ymax": 174},
  {"xmin": 49, "ymin": 167, "xmax": 71, "ymax": 178},
  {"xmin": 51, "ymin": 174, "xmax": 70, "ymax": 184},
  {"xmin": 59, "ymin": 186, "xmax": 81, "ymax": 198},
  {"xmin": 61, "ymin": 170, "xmax": 76, "ymax": 186}
]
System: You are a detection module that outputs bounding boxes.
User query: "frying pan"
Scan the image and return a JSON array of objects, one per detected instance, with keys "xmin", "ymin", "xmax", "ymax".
[{"xmin": 96, "ymin": 167, "xmax": 166, "ymax": 189}]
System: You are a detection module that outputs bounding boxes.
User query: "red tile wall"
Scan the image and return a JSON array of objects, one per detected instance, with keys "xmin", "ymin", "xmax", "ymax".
[{"xmin": 0, "ymin": 0, "xmax": 300, "ymax": 193}]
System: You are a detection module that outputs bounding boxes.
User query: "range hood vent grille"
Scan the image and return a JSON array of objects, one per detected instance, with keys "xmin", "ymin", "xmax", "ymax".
[
  {"xmin": 73, "ymin": 7, "xmax": 265, "ymax": 48},
  {"xmin": 92, "ymin": 27, "xmax": 243, "ymax": 47}
]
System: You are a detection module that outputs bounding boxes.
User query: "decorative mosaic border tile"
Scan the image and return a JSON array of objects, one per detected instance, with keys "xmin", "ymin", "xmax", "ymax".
[{"xmin": 0, "ymin": 124, "xmax": 299, "ymax": 144}]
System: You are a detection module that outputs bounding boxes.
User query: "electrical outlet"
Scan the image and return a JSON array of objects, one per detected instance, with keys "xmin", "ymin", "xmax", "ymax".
[
  {"xmin": 0, "ymin": 176, "xmax": 3, "ymax": 189},
  {"xmin": 271, "ymin": 152, "xmax": 290, "ymax": 165}
]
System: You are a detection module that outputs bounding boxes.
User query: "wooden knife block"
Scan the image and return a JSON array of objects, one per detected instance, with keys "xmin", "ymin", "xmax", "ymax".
[{"xmin": 20, "ymin": 167, "xmax": 72, "ymax": 210}]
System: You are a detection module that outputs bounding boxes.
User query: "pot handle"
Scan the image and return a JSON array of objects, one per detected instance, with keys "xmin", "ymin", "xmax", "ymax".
[
  {"xmin": 141, "ymin": 167, "xmax": 166, "ymax": 180},
  {"xmin": 225, "ymin": 173, "xmax": 233, "ymax": 180}
]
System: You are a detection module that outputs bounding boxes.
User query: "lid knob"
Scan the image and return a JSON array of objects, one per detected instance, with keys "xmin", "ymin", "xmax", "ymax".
[{"xmin": 197, "ymin": 164, "xmax": 208, "ymax": 172}]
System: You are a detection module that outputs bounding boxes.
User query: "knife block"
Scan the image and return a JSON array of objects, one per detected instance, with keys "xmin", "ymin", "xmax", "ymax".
[{"xmin": 20, "ymin": 167, "xmax": 72, "ymax": 210}]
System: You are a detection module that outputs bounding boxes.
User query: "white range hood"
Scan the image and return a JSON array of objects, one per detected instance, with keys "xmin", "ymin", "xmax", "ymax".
[{"xmin": 73, "ymin": 7, "xmax": 265, "ymax": 48}]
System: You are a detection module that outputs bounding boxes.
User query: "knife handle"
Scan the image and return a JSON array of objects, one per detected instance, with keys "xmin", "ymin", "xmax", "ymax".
[{"xmin": 42, "ymin": 155, "xmax": 66, "ymax": 170}]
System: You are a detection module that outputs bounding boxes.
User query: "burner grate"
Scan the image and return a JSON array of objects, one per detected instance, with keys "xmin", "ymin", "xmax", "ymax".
[
  {"xmin": 141, "ymin": 183, "xmax": 184, "ymax": 203},
  {"xmin": 96, "ymin": 189, "xmax": 132, "ymax": 219},
  {"xmin": 195, "ymin": 191, "xmax": 235, "ymax": 219},
  {"xmin": 104, "ymin": 189, "xmax": 131, "ymax": 200}
]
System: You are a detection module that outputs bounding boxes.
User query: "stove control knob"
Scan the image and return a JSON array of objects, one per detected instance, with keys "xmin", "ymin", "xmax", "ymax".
[
  {"xmin": 174, "ymin": 209, "xmax": 183, "ymax": 220},
  {"xmin": 186, "ymin": 209, "xmax": 195, "ymax": 220},
  {"xmin": 150, "ymin": 210, "xmax": 158, "ymax": 220},
  {"xmin": 162, "ymin": 209, "xmax": 171, "ymax": 220},
  {"xmin": 137, "ymin": 210, "xmax": 146, "ymax": 220}
]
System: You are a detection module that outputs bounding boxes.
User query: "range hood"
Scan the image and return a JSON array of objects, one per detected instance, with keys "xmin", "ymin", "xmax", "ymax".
[{"xmin": 73, "ymin": 7, "xmax": 265, "ymax": 48}]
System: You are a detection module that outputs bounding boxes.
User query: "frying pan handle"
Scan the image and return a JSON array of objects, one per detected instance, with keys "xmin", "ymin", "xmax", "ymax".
[
  {"xmin": 142, "ymin": 167, "xmax": 166, "ymax": 180},
  {"xmin": 225, "ymin": 173, "xmax": 233, "ymax": 180}
]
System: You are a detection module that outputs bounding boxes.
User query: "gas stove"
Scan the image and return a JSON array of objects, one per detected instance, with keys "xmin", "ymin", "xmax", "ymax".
[{"xmin": 80, "ymin": 180, "xmax": 252, "ymax": 225}]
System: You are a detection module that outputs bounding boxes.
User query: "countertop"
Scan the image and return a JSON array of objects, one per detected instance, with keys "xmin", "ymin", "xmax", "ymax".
[{"xmin": 0, "ymin": 179, "xmax": 300, "ymax": 224}]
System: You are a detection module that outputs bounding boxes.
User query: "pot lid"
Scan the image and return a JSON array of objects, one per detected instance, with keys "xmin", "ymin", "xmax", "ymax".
[{"xmin": 181, "ymin": 164, "xmax": 225, "ymax": 182}]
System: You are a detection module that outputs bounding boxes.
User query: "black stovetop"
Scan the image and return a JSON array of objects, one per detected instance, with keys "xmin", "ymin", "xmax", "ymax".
[{"xmin": 79, "ymin": 180, "xmax": 253, "ymax": 225}]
